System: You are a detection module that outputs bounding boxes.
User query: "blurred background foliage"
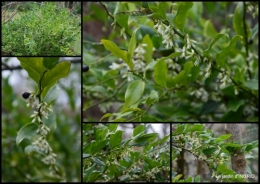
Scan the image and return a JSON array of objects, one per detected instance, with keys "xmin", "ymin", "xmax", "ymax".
[{"xmin": 1, "ymin": 57, "xmax": 81, "ymax": 182}]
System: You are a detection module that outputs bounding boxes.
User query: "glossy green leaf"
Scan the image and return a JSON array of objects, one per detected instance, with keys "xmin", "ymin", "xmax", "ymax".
[
  {"xmin": 129, "ymin": 133, "xmax": 158, "ymax": 146},
  {"xmin": 101, "ymin": 39, "xmax": 132, "ymax": 69},
  {"xmin": 216, "ymin": 134, "xmax": 232, "ymax": 143},
  {"xmin": 243, "ymin": 79, "xmax": 258, "ymax": 90},
  {"xmin": 158, "ymin": 2, "xmax": 167, "ymax": 20},
  {"xmin": 128, "ymin": 27, "xmax": 140, "ymax": 61},
  {"xmin": 16, "ymin": 123, "xmax": 38, "ymax": 145},
  {"xmin": 203, "ymin": 33, "xmax": 229, "ymax": 57},
  {"xmin": 110, "ymin": 130, "xmax": 123, "ymax": 149},
  {"xmin": 41, "ymin": 81, "xmax": 56, "ymax": 99},
  {"xmin": 154, "ymin": 60, "xmax": 167, "ymax": 87},
  {"xmin": 43, "ymin": 57, "xmax": 59, "ymax": 70},
  {"xmin": 115, "ymin": 13, "xmax": 130, "ymax": 33},
  {"xmin": 41, "ymin": 61, "xmax": 71, "ymax": 89},
  {"xmin": 142, "ymin": 34, "xmax": 153, "ymax": 63},
  {"xmin": 108, "ymin": 124, "xmax": 118, "ymax": 132},
  {"xmin": 216, "ymin": 35, "xmax": 242, "ymax": 67},
  {"xmin": 44, "ymin": 85, "xmax": 60, "ymax": 104},
  {"xmin": 122, "ymin": 80, "xmax": 145, "ymax": 110},
  {"xmin": 202, "ymin": 147, "xmax": 218, "ymax": 155},
  {"xmin": 133, "ymin": 124, "xmax": 145, "ymax": 136},
  {"xmin": 233, "ymin": 2, "xmax": 245, "ymax": 44},
  {"xmin": 18, "ymin": 57, "xmax": 44, "ymax": 86},
  {"xmin": 173, "ymin": 2, "xmax": 193, "ymax": 31}
]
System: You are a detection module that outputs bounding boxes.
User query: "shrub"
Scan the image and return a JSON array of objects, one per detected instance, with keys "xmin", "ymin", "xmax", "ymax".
[{"xmin": 2, "ymin": 2, "xmax": 80, "ymax": 56}]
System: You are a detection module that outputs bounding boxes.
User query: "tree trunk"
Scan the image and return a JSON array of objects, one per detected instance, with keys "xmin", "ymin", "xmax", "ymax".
[{"xmin": 225, "ymin": 124, "xmax": 247, "ymax": 176}]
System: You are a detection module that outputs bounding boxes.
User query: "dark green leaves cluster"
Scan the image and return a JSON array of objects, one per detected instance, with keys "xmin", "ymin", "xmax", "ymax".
[{"xmin": 83, "ymin": 124, "xmax": 170, "ymax": 182}]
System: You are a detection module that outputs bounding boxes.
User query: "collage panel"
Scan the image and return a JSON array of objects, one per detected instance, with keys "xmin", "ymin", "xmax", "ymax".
[
  {"xmin": 1, "ymin": 56, "xmax": 81, "ymax": 182},
  {"xmin": 172, "ymin": 123, "xmax": 258, "ymax": 183},
  {"xmin": 82, "ymin": 123, "xmax": 170, "ymax": 182},
  {"xmin": 1, "ymin": 1, "xmax": 81, "ymax": 56}
]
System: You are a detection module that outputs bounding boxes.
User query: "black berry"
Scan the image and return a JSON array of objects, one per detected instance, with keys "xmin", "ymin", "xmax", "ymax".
[
  {"xmin": 22, "ymin": 92, "xmax": 31, "ymax": 99},
  {"xmin": 83, "ymin": 65, "xmax": 89, "ymax": 72}
]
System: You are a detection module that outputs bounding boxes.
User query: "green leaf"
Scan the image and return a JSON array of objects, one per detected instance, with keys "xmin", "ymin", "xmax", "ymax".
[
  {"xmin": 157, "ymin": 52, "xmax": 182, "ymax": 62},
  {"xmin": 158, "ymin": 2, "xmax": 167, "ymax": 20},
  {"xmin": 154, "ymin": 60, "xmax": 167, "ymax": 87},
  {"xmin": 203, "ymin": 33, "xmax": 229, "ymax": 57},
  {"xmin": 142, "ymin": 34, "xmax": 153, "ymax": 63},
  {"xmin": 18, "ymin": 57, "xmax": 44, "ymax": 86},
  {"xmin": 108, "ymin": 124, "xmax": 118, "ymax": 132},
  {"xmin": 43, "ymin": 57, "xmax": 59, "ymax": 70},
  {"xmin": 203, "ymin": 20, "xmax": 218, "ymax": 38},
  {"xmin": 110, "ymin": 130, "xmax": 123, "ymax": 149},
  {"xmin": 243, "ymin": 79, "xmax": 258, "ymax": 90},
  {"xmin": 217, "ymin": 164, "xmax": 235, "ymax": 175},
  {"xmin": 101, "ymin": 39, "xmax": 132, "ymax": 69},
  {"xmin": 188, "ymin": 124, "xmax": 204, "ymax": 132},
  {"xmin": 115, "ymin": 13, "xmax": 130, "ymax": 33},
  {"xmin": 195, "ymin": 175, "xmax": 200, "ymax": 182},
  {"xmin": 41, "ymin": 61, "xmax": 71, "ymax": 89},
  {"xmin": 100, "ymin": 113, "xmax": 113, "ymax": 122},
  {"xmin": 128, "ymin": 27, "xmax": 140, "ymax": 61},
  {"xmin": 202, "ymin": 147, "xmax": 218, "ymax": 155},
  {"xmin": 233, "ymin": 2, "xmax": 245, "ymax": 44},
  {"xmin": 88, "ymin": 171, "xmax": 101, "ymax": 182},
  {"xmin": 173, "ymin": 2, "xmax": 193, "ymax": 32},
  {"xmin": 133, "ymin": 124, "xmax": 145, "ymax": 136},
  {"xmin": 228, "ymin": 99, "xmax": 245, "ymax": 112},
  {"xmin": 41, "ymin": 81, "xmax": 56, "ymax": 99},
  {"xmin": 90, "ymin": 140, "xmax": 107, "ymax": 155},
  {"xmin": 44, "ymin": 85, "xmax": 60, "ymax": 104},
  {"xmin": 216, "ymin": 35, "xmax": 242, "ymax": 67},
  {"xmin": 216, "ymin": 134, "xmax": 232, "ymax": 143},
  {"xmin": 16, "ymin": 123, "xmax": 38, "ymax": 145},
  {"xmin": 122, "ymin": 80, "xmax": 145, "ymax": 110},
  {"xmin": 149, "ymin": 90, "xmax": 159, "ymax": 103},
  {"xmin": 130, "ymin": 133, "xmax": 158, "ymax": 147}
]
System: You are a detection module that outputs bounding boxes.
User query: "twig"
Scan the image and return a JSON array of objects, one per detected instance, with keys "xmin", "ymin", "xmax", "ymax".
[
  {"xmin": 243, "ymin": 2, "xmax": 252, "ymax": 79},
  {"xmin": 99, "ymin": 2, "xmax": 131, "ymax": 38},
  {"xmin": 84, "ymin": 80, "xmax": 127, "ymax": 111}
]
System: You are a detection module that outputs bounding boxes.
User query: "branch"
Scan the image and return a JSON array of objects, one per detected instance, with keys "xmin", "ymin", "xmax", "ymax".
[
  {"xmin": 84, "ymin": 80, "xmax": 127, "ymax": 111},
  {"xmin": 243, "ymin": 2, "xmax": 252, "ymax": 79},
  {"xmin": 99, "ymin": 2, "xmax": 131, "ymax": 38}
]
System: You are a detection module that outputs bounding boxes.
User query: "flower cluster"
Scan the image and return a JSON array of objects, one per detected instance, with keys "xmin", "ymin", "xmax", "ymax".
[
  {"xmin": 154, "ymin": 20, "xmax": 175, "ymax": 49},
  {"xmin": 133, "ymin": 43, "xmax": 147, "ymax": 70},
  {"xmin": 204, "ymin": 62, "xmax": 212, "ymax": 78},
  {"xmin": 30, "ymin": 101, "xmax": 53, "ymax": 123},
  {"xmin": 190, "ymin": 87, "xmax": 209, "ymax": 102},
  {"xmin": 26, "ymin": 93, "xmax": 37, "ymax": 108},
  {"xmin": 25, "ymin": 90, "xmax": 57, "ymax": 171},
  {"xmin": 218, "ymin": 73, "xmax": 231, "ymax": 89}
]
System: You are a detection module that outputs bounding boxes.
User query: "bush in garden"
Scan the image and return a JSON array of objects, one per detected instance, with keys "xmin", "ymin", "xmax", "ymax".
[
  {"xmin": 83, "ymin": 124, "xmax": 170, "ymax": 182},
  {"xmin": 83, "ymin": 2, "xmax": 258, "ymax": 122},
  {"xmin": 2, "ymin": 2, "xmax": 80, "ymax": 56},
  {"xmin": 172, "ymin": 124, "xmax": 258, "ymax": 182}
]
